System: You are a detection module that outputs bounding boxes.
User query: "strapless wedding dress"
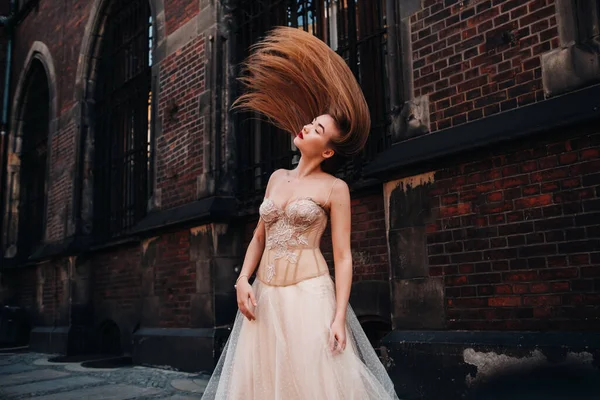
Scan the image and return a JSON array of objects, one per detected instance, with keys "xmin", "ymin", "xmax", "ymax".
[{"xmin": 201, "ymin": 196, "xmax": 400, "ymax": 399}]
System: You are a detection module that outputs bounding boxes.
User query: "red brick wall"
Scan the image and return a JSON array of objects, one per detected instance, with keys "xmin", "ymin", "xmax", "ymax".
[
  {"xmin": 411, "ymin": 0, "xmax": 559, "ymax": 131},
  {"xmin": 153, "ymin": 231, "xmax": 194, "ymax": 327},
  {"xmin": 39, "ymin": 261, "xmax": 66, "ymax": 322},
  {"xmin": 93, "ymin": 245, "xmax": 142, "ymax": 314},
  {"xmin": 156, "ymin": 36, "xmax": 206, "ymax": 209},
  {"xmin": 165, "ymin": 0, "xmax": 199, "ymax": 35},
  {"xmin": 321, "ymin": 192, "xmax": 389, "ymax": 282},
  {"xmin": 45, "ymin": 122, "xmax": 76, "ymax": 241},
  {"xmin": 427, "ymin": 128, "xmax": 600, "ymax": 330},
  {"xmin": 8, "ymin": 0, "xmax": 207, "ymax": 242},
  {"xmin": 13, "ymin": 0, "xmax": 90, "ymax": 114}
]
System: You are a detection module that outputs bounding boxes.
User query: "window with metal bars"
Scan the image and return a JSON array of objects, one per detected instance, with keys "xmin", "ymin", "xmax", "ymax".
[
  {"xmin": 575, "ymin": 0, "xmax": 600, "ymax": 44},
  {"xmin": 18, "ymin": 59, "xmax": 49, "ymax": 255},
  {"xmin": 234, "ymin": 0, "xmax": 390, "ymax": 207},
  {"xmin": 93, "ymin": 0, "xmax": 153, "ymax": 239}
]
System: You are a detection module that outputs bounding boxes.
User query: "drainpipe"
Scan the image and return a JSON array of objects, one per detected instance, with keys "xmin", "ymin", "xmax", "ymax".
[
  {"xmin": 385, "ymin": 0, "xmax": 401, "ymax": 110},
  {"xmin": 0, "ymin": 0, "xmax": 16, "ymax": 259}
]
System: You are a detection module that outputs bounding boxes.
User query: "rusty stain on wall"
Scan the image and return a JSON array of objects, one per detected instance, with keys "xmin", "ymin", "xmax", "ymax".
[
  {"xmin": 141, "ymin": 236, "xmax": 159, "ymax": 255},
  {"xmin": 190, "ymin": 223, "xmax": 227, "ymax": 254},
  {"xmin": 383, "ymin": 172, "xmax": 435, "ymax": 234}
]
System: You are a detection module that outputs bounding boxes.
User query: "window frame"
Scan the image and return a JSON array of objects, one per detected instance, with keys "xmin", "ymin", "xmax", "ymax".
[
  {"xmin": 17, "ymin": 59, "xmax": 50, "ymax": 255},
  {"xmin": 92, "ymin": 0, "xmax": 155, "ymax": 240},
  {"xmin": 234, "ymin": 0, "xmax": 392, "ymax": 207}
]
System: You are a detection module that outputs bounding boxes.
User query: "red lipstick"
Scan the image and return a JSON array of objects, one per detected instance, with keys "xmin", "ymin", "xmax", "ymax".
[{"xmin": 297, "ymin": 131, "xmax": 304, "ymax": 139}]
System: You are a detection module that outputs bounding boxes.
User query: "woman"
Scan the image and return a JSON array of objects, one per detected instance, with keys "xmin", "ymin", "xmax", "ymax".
[{"xmin": 201, "ymin": 27, "xmax": 399, "ymax": 400}]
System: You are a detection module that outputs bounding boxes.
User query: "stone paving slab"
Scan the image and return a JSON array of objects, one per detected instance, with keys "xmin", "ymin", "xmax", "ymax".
[
  {"xmin": 161, "ymin": 395, "xmax": 202, "ymax": 400},
  {"xmin": 0, "ymin": 363, "xmax": 37, "ymax": 375},
  {"xmin": 32, "ymin": 383, "xmax": 162, "ymax": 400},
  {"xmin": 0, "ymin": 376, "xmax": 102, "ymax": 397},
  {"xmin": 170, "ymin": 378, "xmax": 208, "ymax": 394},
  {"xmin": 0, "ymin": 369, "xmax": 69, "ymax": 386}
]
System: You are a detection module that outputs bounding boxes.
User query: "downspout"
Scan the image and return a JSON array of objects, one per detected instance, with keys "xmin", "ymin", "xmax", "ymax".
[
  {"xmin": 0, "ymin": 0, "xmax": 16, "ymax": 260},
  {"xmin": 385, "ymin": 0, "xmax": 401, "ymax": 110}
]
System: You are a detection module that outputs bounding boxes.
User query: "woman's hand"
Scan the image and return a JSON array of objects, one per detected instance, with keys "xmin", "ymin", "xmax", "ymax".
[
  {"xmin": 329, "ymin": 317, "xmax": 347, "ymax": 355},
  {"xmin": 236, "ymin": 277, "xmax": 257, "ymax": 321}
]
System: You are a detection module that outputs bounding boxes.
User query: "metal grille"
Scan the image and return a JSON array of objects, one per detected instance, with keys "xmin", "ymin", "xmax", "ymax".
[
  {"xmin": 93, "ymin": 0, "xmax": 153, "ymax": 239},
  {"xmin": 576, "ymin": 0, "xmax": 600, "ymax": 42},
  {"xmin": 18, "ymin": 60, "xmax": 49, "ymax": 254},
  {"xmin": 235, "ymin": 0, "xmax": 390, "ymax": 206}
]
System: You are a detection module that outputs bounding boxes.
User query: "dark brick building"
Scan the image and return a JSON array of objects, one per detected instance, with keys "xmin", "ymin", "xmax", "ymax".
[{"xmin": 0, "ymin": 0, "xmax": 599, "ymax": 398}]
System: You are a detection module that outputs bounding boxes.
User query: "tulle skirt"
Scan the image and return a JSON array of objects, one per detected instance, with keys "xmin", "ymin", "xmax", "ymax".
[{"xmin": 201, "ymin": 274, "xmax": 399, "ymax": 400}]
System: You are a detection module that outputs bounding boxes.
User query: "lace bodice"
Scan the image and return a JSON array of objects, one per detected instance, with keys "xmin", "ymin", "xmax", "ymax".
[{"xmin": 256, "ymin": 197, "xmax": 330, "ymax": 286}]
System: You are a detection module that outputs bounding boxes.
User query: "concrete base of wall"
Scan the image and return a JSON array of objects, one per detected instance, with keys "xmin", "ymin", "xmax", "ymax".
[
  {"xmin": 29, "ymin": 326, "xmax": 70, "ymax": 354},
  {"xmin": 132, "ymin": 327, "xmax": 230, "ymax": 373},
  {"xmin": 382, "ymin": 331, "xmax": 600, "ymax": 400}
]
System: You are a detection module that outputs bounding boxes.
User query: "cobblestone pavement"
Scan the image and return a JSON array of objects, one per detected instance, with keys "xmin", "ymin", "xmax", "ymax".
[{"xmin": 0, "ymin": 351, "xmax": 210, "ymax": 399}]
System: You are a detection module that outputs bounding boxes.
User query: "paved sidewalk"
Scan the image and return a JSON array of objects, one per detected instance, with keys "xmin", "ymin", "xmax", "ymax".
[{"xmin": 0, "ymin": 351, "xmax": 210, "ymax": 399}]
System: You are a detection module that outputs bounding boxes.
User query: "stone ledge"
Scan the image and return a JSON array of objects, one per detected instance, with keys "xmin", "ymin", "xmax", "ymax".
[
  {"xmin": 1, "ymin": 196, "xmax": 236, "ymax": 266},
  {"xmin": 130, "ymin": 196, "xmax": 236, "ymax": 235},
  {"xmin": 364, "ymin": 83, "xmax": 600, "ymax": 179},
  {"xmin": 542, "ymin": 45, "xmax": 600, "ymax": 97}
]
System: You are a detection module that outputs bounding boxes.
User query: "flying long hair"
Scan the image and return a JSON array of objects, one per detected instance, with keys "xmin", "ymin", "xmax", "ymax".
[{"xmin": 233, "ymin": 26, "xmax": 371, "ymax": 161}]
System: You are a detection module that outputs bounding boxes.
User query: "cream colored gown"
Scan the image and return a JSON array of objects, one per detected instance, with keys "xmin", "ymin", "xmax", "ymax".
[{"xmin": 201, "ymin": 192, "xmax": 400, "ymax": 399}]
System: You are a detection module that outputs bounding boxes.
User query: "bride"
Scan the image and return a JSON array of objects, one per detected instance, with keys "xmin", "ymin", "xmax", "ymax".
[{"xmin": 201, "ymin": 27, "xmax": 399, "ymax": 400}]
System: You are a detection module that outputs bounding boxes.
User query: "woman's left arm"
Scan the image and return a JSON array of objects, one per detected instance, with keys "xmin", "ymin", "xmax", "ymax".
[{"xmin": 328, "ymin": 180, "xmax": 352, "ymax": 353}]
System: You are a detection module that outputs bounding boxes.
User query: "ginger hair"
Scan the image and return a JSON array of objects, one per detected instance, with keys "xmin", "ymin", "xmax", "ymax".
[{"xmin": 233, "ymin": 26, "xmax": 371, "ymax": 158}]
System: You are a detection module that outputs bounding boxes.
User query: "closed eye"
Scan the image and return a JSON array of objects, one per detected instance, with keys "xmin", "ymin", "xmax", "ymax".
[{"xmin": 312, "ymin": 119, "xmax": 324, "ymax": 135}]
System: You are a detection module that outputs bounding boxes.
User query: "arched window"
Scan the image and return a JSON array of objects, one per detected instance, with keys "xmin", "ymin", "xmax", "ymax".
[
  {"xmin": 18, "ymin": 59, "xmax": 50, "ymax": 254},
  {"xmin": 235, "ymin": 0, "xmax": 390, "ymax": 205},
  {"xmin": 94, "ymin": 0, "xmax": 153, "ymax": 238}
]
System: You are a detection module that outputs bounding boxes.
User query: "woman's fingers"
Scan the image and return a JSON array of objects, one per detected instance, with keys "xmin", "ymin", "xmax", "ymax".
[
  {"xmin": 330, "ymin": 330, "xmax": 346, "ymax": 354},
  {"xmin": 328, "ymin": 330, "xmax": 336, "ymax": 352},
  {"xmin": 237, "ymin": 297, "xmax": 256, "ymax": 321},
  {"xmin": 245, "ymin": 296, "xmax": 256, "ymax": 320},
  {"xmin": 236, "ymin": 284, "xmax": 257, "ymax": 321},
  {"xmin": 248, "ymin": 289, "xmax": 258, "ymax": 307}
]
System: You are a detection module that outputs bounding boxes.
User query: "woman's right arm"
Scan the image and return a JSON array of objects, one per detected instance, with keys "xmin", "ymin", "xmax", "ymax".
[
  {"xmin": 235, "ymin": 217, "xmax": 264, "ymax": 321},
  {"xmin": 235, "ymin": 169, "xmax": 282, "ymax": 321}
]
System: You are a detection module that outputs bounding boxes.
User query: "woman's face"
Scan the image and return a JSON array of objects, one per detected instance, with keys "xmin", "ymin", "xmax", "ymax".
[{"xmin": 293, "ymin": 114, "xmax": 339, "ymax": 160}]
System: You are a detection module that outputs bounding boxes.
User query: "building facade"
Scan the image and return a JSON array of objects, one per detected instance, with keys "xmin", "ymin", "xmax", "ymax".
[{"xmin": 0, "ymin": 0, "xmax": 599, "ymax": 398}]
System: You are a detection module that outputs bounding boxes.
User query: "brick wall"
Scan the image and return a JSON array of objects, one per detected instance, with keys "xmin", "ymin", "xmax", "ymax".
[
  {"xmin": 411, "ymin": 0, "xmax": 559, "ymax": 132},
  {"xmin": 427, "ymin": 127, "xmax": 600, "ymax": 330},
  {"xmin": 45, "ymin": 122, "xmax": 76, "ymax": 241},
  {"xmin": 11, "ymin": 1, "xmax": 92, "ymax": 243},
  {"xmin": 13, "ymin": 0, "xmax": 89, "ymax": 113},
  {"xmin": 39, "ymin": 261, "xmax": 67, "ymax": 323},
  {"xmin": 165, "ymin": 0, "xmax": 199, "ymax": 35},
  {"xmin": 156, "ymin": 36, "xmax": 206, "ymax": 209},
  {"xmin": 153, "ymin": 231, "xmax": 195, "ymax": 327},
  {"xmin": 93, "ymin": 245, "xmax": 142, "ymax": 315},
  {"xmin": 321, "ymin": 192, "xmax": 389, "ymax": 282}
]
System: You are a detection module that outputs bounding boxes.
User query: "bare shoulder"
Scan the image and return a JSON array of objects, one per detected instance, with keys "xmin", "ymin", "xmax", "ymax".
[
  {"xmin": 265, "ymin": 169, "xmax": 287, "ymax": 195},
  {"xmin": 269, "ymin": 168, "xmax": 288, "ymax": 183},
  {"xmin": 327, "ymin": 176, "xmax": 350, "ymax": 203}
]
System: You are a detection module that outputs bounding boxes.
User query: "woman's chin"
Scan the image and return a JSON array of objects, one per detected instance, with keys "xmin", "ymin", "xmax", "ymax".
[{"xmin": 293, "ymin": 136, "xmax": 303, "ymax": 148}]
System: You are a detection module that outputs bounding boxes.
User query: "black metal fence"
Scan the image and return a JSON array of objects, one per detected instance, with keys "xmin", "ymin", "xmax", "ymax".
[
  {"xmin": 234, "ymin": 0, "xmax": 390, "ymax": 207},
  {"xmin": 93, "ymin": 0, "xmax": 153, "ymax": 239}
]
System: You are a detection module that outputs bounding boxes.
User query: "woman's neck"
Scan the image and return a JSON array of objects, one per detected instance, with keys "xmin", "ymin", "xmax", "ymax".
[{"xmin": 294, "ymin": 156, "xmax": 322, "ymax": 178}]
